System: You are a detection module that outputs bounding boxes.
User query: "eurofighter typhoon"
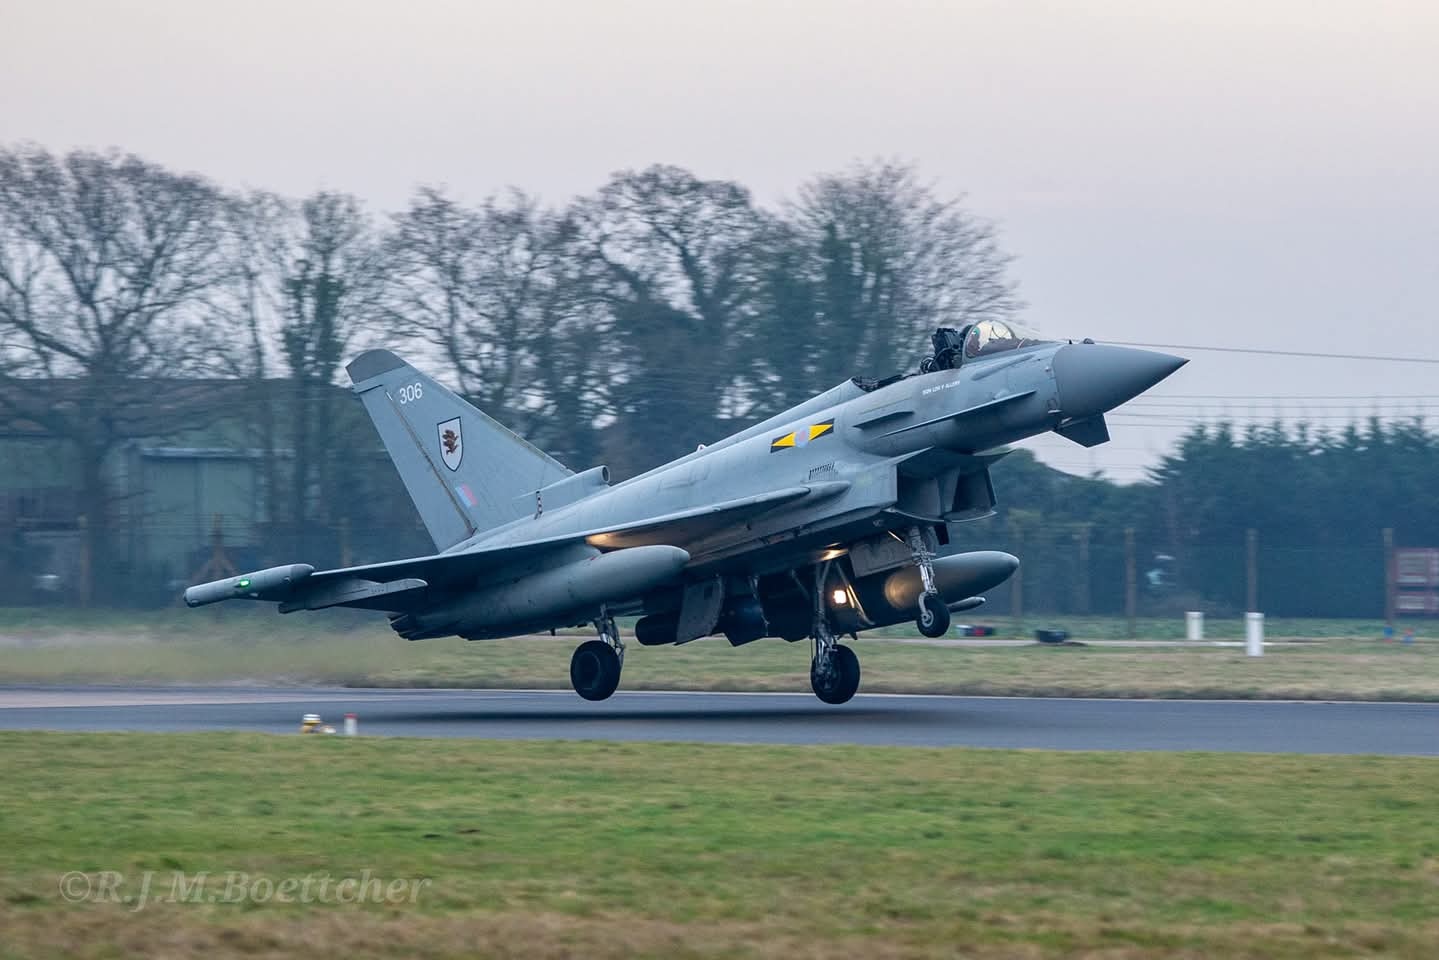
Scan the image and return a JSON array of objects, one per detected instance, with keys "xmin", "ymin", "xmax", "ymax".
[{"xmin": 186, "ymin": 324, "xmax": 1185, "ymax": 704}]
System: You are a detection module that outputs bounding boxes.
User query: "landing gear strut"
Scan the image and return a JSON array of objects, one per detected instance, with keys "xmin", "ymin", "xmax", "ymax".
[
  {"xmin": 570, "ymin": 609, "xmax": 624, "ymax": 701},
  {"xmin": 907, "ymin": 526, "xmax": 952, "ymax": 638},
  {"xmin": 809, "ymin": 565, "xmax": 861, "ymax": 705}
]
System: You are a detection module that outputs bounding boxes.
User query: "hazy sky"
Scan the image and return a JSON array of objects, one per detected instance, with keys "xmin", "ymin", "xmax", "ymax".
[{"xmin": 5, "ymin": 0, "xmax": 1437, "ymax": 480}]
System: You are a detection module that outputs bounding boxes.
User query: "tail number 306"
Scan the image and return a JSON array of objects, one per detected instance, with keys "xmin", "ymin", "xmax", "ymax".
[{"xmin": 397, "ymin": 383, "xmax": 423, "ymax": 404}]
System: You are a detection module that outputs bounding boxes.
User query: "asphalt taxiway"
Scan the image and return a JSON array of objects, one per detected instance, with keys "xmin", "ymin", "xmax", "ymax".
[{"xmin": 0, "ymin": 686, "xmax": 1434, "ymax": 754}]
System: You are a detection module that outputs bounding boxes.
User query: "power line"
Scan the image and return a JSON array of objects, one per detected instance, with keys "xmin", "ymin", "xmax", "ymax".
[
  {"xmin": 1133, "ymin": 393, "xmax": 1439, "ymax": 401},
  {"xmin": 1111, "ymin": 414, "xmax": 1434, "ymax": 425},
  {"xmin": 1109, "ymin": 341, "xmax": 1439, "ymax": 365},
  {"xmin": 1125, "ymin": 402, "xmax": 1439, "ymax": 413}
]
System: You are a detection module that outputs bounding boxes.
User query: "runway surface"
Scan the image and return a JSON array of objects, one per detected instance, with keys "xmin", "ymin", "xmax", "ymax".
[{"xmin": 0, "ymin": 686, "xmax": 1435, "ymax": 754}]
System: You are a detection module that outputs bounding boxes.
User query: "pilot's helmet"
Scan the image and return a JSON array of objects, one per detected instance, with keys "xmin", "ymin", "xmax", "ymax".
[{"xmin": 964, "ymin": 320, "xmax": 1021, "ymax": 359}]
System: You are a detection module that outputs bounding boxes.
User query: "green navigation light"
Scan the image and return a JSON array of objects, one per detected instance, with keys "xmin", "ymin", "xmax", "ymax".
[{"xmin": 237, "ymin": 578, "xmax": 251, "ymax": 589}]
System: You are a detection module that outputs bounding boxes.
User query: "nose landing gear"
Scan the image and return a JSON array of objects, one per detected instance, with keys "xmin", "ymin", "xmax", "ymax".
[
  {"xmin": 570, "ymin": 610, "xmax": 624, "ymax": 701},
  {"xmin": 917, "ymin": 591, "xmax": 951, "ymax": 638},
  {"xmin": 907, "ymin": 526, "xmax": 952, "ymax": 638}
]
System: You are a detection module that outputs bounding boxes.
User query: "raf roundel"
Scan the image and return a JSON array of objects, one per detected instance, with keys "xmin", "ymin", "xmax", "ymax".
[{"xmin": 770, "ymin": 418, "xmax": 835, "ymax": 453}]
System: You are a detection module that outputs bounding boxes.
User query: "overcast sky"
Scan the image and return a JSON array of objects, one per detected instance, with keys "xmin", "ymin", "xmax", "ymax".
[{"xmin": 4, "ymin": 0, "xmax": 1437, "ymax": 480}]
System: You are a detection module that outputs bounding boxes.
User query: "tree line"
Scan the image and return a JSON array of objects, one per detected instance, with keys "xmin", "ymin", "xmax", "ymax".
[
  {"xmin": 986, "ymin": 417, "xmax": 1439, "ymax": 618},
  {"xmin": 0, "ymin": 145, "xmax": 1018, "ymax": 460}
]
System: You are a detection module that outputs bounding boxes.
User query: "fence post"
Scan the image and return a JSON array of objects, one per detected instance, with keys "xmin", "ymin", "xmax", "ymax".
[
  {"xmin": 1124, "ymin": 527, "xmax": 1136, "ymax": 638},
  {"xmin": 1074, "ymin": 524, "xmax": 1091, "ymax": 615},
  {"xmin": 1246, "ymin": 528, "xmax": 1259, "ymax": 614},
  {"xmin": 77, "ymin": 513, "xmax": 91, "ymax": 608},
  {"xmin": 1011, "ymin": 527, "xmax": 1024, "ymax": 635},
  {"xmin": 1245, "ymin": 612, "xmax": 1265, "ymax": 656},
  {"xmin": 1382, "ymin": 527, "xmax": 1395, "ymax": 625}
]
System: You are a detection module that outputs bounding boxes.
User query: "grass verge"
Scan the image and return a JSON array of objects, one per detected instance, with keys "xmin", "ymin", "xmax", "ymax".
[
  {"xmin": 2, "ymin": 732, "xmax": 1437, "ymax": 958},
  {"xmin": 1, "ymin": 608, "xmax": 1437, "ymax": 700},
  {"xmin": 0, "ymin": 613, "xmax": 1433, "ymax": 702},
  {"xmin": 366, "ymin": 635, "xmax": 1439, "ymax": 701}
]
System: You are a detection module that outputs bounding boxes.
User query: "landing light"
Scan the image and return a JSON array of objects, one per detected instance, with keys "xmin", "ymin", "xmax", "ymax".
[{"xmin": 831, "ymin": 589, "xmax": 849, "ymax": 606}]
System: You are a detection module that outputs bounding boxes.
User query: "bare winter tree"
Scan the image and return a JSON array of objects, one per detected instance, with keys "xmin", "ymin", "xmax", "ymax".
[
  {"xmin": 272, "ymin": 191, "xmax": 383, "ymax": 546},
  {"xmin": 210, "ymin": 190, "xmax": 292, "ymax": 527},
  {"xmin": 526, "ymin": 213, "xmax": 612, "ymax": 468},
  {"xmin": 211, "ymin": 188, "xmax": 384, "ymax": 557},
  {"xmin": 754, "ymin": 160, "xmax": 1020, "ymax": 404},
  {"xmin": 0, "ymin": 145, "xmax": 231, "ymax": 600},
  {"xmin": 570, "ymin": 165, "xmax": 767, "ymax": 468},
  {"xmin": 213, "ymin": 191, "xmax": 292, "ymax": 379},
  {"xmin": 385, "ymin": 188, "xmax": 579, "ymax": 431}
]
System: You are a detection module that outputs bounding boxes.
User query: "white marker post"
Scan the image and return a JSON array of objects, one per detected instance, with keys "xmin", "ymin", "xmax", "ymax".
[
  {"xmin": 1245, "ymin": 612, "xmax": 1264, "ymax": 657},
  {"xmin": 1185, "ymin": 611, "xmax": 1204, "ymax": 641},
  {"xmin": 343, "ymin": 713, "xmax": 358, "ymax": 736}
]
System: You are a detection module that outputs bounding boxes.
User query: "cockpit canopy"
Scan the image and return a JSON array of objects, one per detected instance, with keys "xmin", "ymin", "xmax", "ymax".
[
  {"xmin": 919, "ymin": 321, "xmax": 1050, "ymax": 373},
  {"xmin": 854, "ymin": 322, "xmax": 1054, "ymax": 391},
  {"xmin": 962, "ymin": 320, "xmax": 1047, "ymax": 360}
]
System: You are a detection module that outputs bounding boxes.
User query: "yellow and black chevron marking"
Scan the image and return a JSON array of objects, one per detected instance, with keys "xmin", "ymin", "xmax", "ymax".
[{"xmin": 770, "ymin": 418, "xmax": 835, "ymax": 452}]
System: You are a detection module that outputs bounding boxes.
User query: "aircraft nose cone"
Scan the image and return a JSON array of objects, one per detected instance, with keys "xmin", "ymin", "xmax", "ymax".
[{"xmin": 1053, "ymin": 343, "xmax": 1187, "ymax": 419}]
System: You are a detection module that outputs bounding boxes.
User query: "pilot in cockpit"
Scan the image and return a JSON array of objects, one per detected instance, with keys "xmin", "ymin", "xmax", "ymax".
[{"xmin": 921, "ymin": 321, "xmax": 1045, "ymax": 373}]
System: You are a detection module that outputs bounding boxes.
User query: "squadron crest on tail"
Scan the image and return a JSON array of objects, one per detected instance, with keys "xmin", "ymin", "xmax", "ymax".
[{"xmin": 437, "ymin": 418, "xmax": 463, "ymax": 471}]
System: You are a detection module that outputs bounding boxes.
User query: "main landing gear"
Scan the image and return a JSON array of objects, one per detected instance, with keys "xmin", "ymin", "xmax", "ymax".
[
  {"xmin": 907, "ymin": 526, "xmax": 951, "ymax": 638},
  {"xmin": 811, "ymin": 633, "xmax": 861, "ymax": 705},
  {"xmin": 809, "ymin": 566, "xmax": 861, "ymax": 705},
  {"xmin": 570, "ymin": 610, "xmax": 624, "ymax": 701}
]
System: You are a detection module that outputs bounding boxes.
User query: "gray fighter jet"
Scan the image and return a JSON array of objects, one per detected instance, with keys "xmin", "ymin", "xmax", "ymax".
[{"xmin": 186, "ymin": 323, "xmax": 1184, "ymax": 704}]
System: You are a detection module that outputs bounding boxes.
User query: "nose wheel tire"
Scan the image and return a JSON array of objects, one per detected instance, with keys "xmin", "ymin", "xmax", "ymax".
[
  {"xmin": 917, "ymin": 592, "xmax": 951, "ymax": 638},
  {"xmin": 811, "ymin": 643, "xmax": 861, "ymax": 705},
  {"xmin": 570, "ymin": 639, "xmax": 621, "ymax": 701}
]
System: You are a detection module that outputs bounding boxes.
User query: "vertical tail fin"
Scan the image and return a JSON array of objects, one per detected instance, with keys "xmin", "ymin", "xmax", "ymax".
[{"xmin": 346, "ymin": 349, "xmax": 571, "ymax": 551}]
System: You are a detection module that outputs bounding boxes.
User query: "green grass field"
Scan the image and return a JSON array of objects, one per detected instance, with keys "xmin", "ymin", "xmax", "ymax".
[
  {"xmin": 1, "ymin": 732, "xmax": 1437, "ymax": 958},
  {"xmin": 1, "ymin": 609, "xmax": 1436, "ymax": 701},
  {"xmin": 0, "ymin": 606, "xmax": 1401, "ymax": 642}
]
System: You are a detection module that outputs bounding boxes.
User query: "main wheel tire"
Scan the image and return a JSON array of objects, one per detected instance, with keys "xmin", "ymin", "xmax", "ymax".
[
  {"xmin": 811, "ymin": 643, "xmax": 861, "ymax": 705},
  {"xmin": 570, "ymin": 640, "xmax": 621, "ymax": 701},
  {"xmin": 916, "ymin": 592, "xmax": 952, "ymax": 638}
]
